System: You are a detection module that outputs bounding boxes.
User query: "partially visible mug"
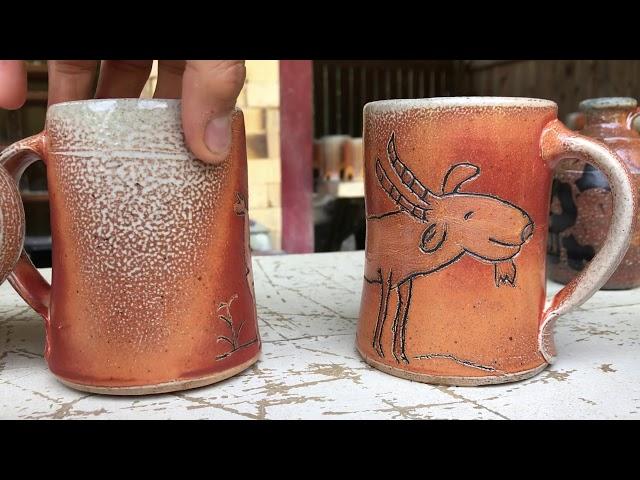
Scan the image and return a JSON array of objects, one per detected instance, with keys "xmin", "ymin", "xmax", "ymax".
[
  {"xmin": 0, "ymin": 99, "xmax": 260, "ymax": 394},
  {"xmin": 342, "ymin": 137, "xmax": 364, "ymax": 181},
  {"xmin": 321, "ymin": 135, "xmax": 349, "ymax": 181},
  {"xmin": 357, "ymin": 97, "xmax": 636, "ymax": 386}
]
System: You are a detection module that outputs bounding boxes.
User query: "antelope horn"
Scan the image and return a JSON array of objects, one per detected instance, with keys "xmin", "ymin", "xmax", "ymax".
[
  {"xmin": 375, "ymin": 159, "xmax": 431, "ymax": 222},
  {"xmin": 387, "ymin": 132, "xmax": 435, "ymax": 205}
]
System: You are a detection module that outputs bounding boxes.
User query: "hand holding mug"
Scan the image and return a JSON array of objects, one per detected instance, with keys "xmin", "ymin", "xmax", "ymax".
[{"xmin": 0, "ymin": 60, "xmax": 246, "ymax": 164}]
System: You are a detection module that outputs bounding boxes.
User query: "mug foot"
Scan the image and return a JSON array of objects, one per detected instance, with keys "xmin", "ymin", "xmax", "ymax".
[
  {"xmin": 55, "ymin": 353, "xmax": 260, "ymax": 395},
  {"xmin": 358, "ymin": 346, "xmax": 548, "ymax": 386}
]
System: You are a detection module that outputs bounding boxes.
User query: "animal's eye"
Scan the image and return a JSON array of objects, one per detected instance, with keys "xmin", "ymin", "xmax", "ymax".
[{"xmin": 464, "ymin": 211, "xmax": 474, "ymax": 220}]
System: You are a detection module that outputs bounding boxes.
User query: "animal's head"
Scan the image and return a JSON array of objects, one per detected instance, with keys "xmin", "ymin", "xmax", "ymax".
[{"xmin": 377, "ymin": 133, "xmax": 534, "ymax": 262}]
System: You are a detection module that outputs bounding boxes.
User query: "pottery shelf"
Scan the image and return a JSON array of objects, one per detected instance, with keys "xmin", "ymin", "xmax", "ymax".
[{"xmin": 1, "ymin": 251, "xmax": 637, "ymax": 419}]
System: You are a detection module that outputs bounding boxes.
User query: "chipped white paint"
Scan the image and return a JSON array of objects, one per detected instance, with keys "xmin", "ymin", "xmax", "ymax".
[{"xmin": 1, "ymin": 252, "xmax": 640, "ymax": 419}]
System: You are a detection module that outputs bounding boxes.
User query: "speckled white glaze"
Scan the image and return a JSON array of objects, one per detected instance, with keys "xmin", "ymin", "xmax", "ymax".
[
  {"xmin": 47, "ymin": 100, "xmax": 231, "ymax": 350},
  {"xmin": 0, "ymin": 99, "xmax": 260, "ymax": 394},
  {"xmin": 0, "ymin": 165, "xmax": 24, "ymax": 285}
]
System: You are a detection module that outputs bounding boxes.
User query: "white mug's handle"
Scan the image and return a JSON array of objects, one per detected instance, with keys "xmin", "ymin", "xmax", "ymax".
[{"xmin": 538, "ymin": 120, "xmax": 636, "ymax": 363}]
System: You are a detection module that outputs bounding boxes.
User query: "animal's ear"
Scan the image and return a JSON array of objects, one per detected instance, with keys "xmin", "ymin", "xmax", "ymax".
[
  {"xmin": 420, "ymin": 223, "xmax": 447, "ymax": 253},
  {"xmin": 442, "ymin": 163, "xmax": 480, "ymax": 194}
]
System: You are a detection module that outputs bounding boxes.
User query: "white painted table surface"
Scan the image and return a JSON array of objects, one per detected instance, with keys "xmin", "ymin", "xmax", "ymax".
[{"xmin": 1, "ymin": 251, "xmax": 639, "ymax": 420}]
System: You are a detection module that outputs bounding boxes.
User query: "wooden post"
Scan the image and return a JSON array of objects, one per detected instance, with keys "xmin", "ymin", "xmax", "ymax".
[{"xmin": 279, "ymin": 60, "xmax": 314, "ymax": 253}]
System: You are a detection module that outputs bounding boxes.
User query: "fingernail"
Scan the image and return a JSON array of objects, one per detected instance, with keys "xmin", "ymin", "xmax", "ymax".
[{"xmin": 204, "ymin": 114, "xmax": 232, "ymax": 157}]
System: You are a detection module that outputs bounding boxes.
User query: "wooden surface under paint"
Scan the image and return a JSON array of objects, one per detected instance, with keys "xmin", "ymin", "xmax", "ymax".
[{"xmin": 1, "ymin": 251, "xmax": 639, "ymax": 419}]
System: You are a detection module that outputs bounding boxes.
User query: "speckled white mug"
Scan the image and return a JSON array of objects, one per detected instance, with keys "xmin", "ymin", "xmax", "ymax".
[{"xmin": 0, "ymin": 99, "xmax": 261, "ymax": 394}]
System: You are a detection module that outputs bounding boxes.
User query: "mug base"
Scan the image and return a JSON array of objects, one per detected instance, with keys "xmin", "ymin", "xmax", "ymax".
[
  {"xmin": 358, "ymin": 347, "xmax": 548, "ymax": 386},
  {"xmin": 55, "ymin": 353, "xmax": 260, "ymax": 396}
]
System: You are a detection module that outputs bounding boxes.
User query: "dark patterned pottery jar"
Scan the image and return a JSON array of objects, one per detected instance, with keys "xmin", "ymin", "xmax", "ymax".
[{"xmin": 548, "ymin": 97, "xmax": 640, "ymax": 289}]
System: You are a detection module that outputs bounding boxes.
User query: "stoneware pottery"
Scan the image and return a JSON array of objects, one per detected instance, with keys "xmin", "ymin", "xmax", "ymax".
[
  {"xmin": 0, "ymin": 99, "xmax": 260, "ymax": 395},
  {"xmin": 313, "ymin": 139, "xmax": 323, "ymax": 176},
  {"xmin": 0, "ymin": 166, "xmax": 24, "ymax": 288},
  {"xmin": 342, "ymin": 137, "xmax": 364, "ymax": 181},
  {"xmin": 549, "ymin": 97, "xmax": 640, "ymax": 289},
  {"xmin": 357, "ymin": 97, "xmax": 636, "ymax": 386},
  {"xmin": 565, "ymin": 111, "xmax": 586, "ymax": 131},
  {"xmin": 321, "ymin": 135, "xmax": 349, "ymax": 181}
]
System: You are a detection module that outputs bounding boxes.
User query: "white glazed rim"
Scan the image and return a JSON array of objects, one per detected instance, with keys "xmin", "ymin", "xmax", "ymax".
[
  {"xmin": 47, "ymin": 98, "xmax": 181, "ymax": 112},
  {"xmin": 365, "ymin": 96, "xmax": 558, "ymax": 113}
]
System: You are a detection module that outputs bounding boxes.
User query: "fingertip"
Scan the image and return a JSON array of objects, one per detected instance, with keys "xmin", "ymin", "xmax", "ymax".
[
  {"xmin": 0, "ymin": 60, "xmax": 27, "ymax": 110},
  {"xmin": 182, "ymin": 110, "xmax": 231, "ymax": 165},
  {"xmin": 181, "ymin": 60, "xmax": 246, "ymax": 164}
]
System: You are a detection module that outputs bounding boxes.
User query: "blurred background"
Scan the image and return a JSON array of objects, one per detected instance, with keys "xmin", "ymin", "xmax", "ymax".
[{"xmin": 2, "ymin": 60, "xmax": 640, "ymax": 266}]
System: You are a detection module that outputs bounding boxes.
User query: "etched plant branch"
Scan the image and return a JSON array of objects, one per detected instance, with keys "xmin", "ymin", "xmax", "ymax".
[{"xmin": 216, "ymin": 294, "xmax": 258, "ymax": 360}]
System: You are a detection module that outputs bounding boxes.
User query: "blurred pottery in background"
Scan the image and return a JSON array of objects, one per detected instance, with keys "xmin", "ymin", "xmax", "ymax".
[
  {"xmin": 321, "ymin": 135, "xmax": 349, "ymax": 181},
  {"xmin": 548, "ymin": 97, "xmax": 640, "ymax": 289},
  {"xmin": 565, "ymin": 112, "xmax": 586, "ymax": 131},
  {"xmin": 342, "ymin": 137, "xmax": 364, "ymax": 181},
  {"xmin": 313, "ymin": 139, "xmax": 323, "ymax": 176}
]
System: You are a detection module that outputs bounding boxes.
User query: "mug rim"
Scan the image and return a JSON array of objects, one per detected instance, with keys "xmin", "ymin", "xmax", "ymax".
[
  {"xmin": 579, "ymin": 97, "xmax": 637, "ymax": 111},
  {"xmin": 47, "ymin": 97, "xmax": 181, "ymax": 112},
  {"xmin": 365, "ymin": 96, "xmax": 558, "ymax": 113}
]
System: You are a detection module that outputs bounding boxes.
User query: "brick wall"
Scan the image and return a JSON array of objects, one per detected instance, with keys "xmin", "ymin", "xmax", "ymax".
[
  {"xmin": 141, "ymin": 60, "xmax": 282, "ymax": 250},
  {"xmin": 238, "ymin": 60, "xmax": 281, "ymax": 250}
]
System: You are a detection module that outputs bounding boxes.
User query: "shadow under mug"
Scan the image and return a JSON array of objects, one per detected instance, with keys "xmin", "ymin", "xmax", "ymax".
[
  {"xmin": 0, "ymin": 99, "xmax": 260, "ymax": 395},
  {"xmin": 356, "ymin": 97, "xmax": 636, "ymax": 386}
]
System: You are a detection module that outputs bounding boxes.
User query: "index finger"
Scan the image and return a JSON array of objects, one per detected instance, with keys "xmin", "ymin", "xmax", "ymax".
[{"xmin": 0, "ymin": 60, "xmax": 27, "ymax": 110}]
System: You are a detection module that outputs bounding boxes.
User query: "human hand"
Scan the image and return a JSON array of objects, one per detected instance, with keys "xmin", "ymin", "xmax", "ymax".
[{"xmin": 0, "ymin": 60, "xmax": 246, "ymax": 164}]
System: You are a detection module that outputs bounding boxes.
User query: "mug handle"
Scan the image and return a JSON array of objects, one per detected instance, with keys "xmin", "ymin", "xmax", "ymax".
[
  {"xmin": 0, "ymin": 133, "xmax": 51, "ymax": 320},
  {"xmin": 538, "ymin": 120, "xmax": 636, "ymax": 363},
  {"xmin": 627, "ymin": 107, "xmax": 640, "ymax": 131}
]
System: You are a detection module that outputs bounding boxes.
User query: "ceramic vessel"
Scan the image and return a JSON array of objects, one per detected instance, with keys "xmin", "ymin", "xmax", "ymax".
[
  {"xmin": 313, "ymin": 139, "xmax": 323, "ymax": 177},
  {"xmin": 342, "ymin": 137, "xmax": 364, "ymax": 181},
  {"xmin": 565, "ymin": 111, "xmax": 586, "ymax": 131},
  {"xmin": 321, "ymin": 135, "xmax": 349, "ymax": 181},
  {"xmin": 548, "ymin": 97, "xmax": 640, "ymax": 289},
  {"xmin": 0, "ymin": 165, "xmax": 24, "ymax": 285},
  {"xmin": 0, "ymin": 99, "xmax": 260, "ymax": 394},
  {"xmin": 357, "ymin": 97, "xmax": 636, "ymax": 386}
]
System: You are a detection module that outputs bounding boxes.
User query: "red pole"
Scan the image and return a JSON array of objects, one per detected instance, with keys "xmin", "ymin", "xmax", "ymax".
[{"xmin": 279, "ymin": 60, "xmax": 314, "ymax": 253}]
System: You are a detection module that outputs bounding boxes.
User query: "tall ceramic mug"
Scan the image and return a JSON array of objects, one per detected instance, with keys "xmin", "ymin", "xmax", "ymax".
[
  {"xmin": 356, "ymin": 97, "xmax": 636, "ymax": 386},
  {"xmin": 0, "ymin": 99, "xmax": 260, "ymax": 394}
]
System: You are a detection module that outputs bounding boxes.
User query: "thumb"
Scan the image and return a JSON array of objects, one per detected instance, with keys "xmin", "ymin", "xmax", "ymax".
[
  {"xmin": 0, "ymin": 60, "xmax": 27, "ymax": 110},
  {"xmin": 181, "ymin": 60, "xmax": 246, "ymax": 164}
]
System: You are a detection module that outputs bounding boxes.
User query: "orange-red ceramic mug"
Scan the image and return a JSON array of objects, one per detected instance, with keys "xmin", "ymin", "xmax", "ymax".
[
  {"xmin": 0, "ymin": 99, "xmax": 260, "ymax": 394},
  {"xmin": 356, "ymin": 97, "xmax": 636, "ymax": 386}
]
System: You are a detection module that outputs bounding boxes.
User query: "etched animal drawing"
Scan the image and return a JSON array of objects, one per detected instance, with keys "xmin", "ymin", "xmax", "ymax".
[{"xmin": 365, "ymin": 133, "xmax": 534, "ymax": 363}]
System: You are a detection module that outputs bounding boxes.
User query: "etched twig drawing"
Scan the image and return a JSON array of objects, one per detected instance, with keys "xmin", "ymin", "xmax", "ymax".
[
  {"xmin": 365, "ymin": 132, "xmax": 534, "ymax": 364},
  {"xmin": 216, "ymin": 294, "xmax": 258, "ymax": 361}
]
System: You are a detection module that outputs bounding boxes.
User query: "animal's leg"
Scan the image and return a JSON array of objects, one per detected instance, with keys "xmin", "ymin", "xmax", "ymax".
[
  {"xmin": 372, "ymin": 269, "xmax": 392, "ymax": 358},
  {"xmin": 392, "ymin": 279, "xmax": 413, "ymax": 364}
]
